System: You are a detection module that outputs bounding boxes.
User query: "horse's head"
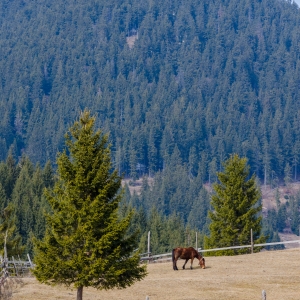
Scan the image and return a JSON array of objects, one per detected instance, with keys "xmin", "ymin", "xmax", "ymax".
[{"xmin": 199, "ymin": 256, "xmax": 205, "ymax": 269}]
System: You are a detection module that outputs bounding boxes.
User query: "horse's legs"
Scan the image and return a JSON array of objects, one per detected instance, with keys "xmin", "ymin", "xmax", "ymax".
[
  {"xmin": 190, "ymin": 257, "xmax": 194, "ymax": 269},
  {"xmin": 173, "ymin": 258, "xmax": 178, "ymax": 270},
  {"xmin": 182, "ymin": 259, "xmax": 189, "ymax": 269}
]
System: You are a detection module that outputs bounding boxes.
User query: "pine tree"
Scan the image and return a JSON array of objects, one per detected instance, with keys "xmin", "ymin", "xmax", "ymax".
[
  {"xmin": 0, "ymin": 183, "xmax": 8, "ymax": 211},
  {"xmin": 0, "ymin": 203, "xmax": 25, "ymax": 258},
  {"xmin": 12, "ymin": 157, "xmax": 35, "ymax": 248},
  {"xmin": 277, "ymin": 204, "xmax": 287, "ymax": 232},
  {"xmin": 33, "ymin": 110, "xmax": 147, "ymax": 300},
  {"xmin": 42, "ymin": 161, "xmax": 54, "ymax": 188},
  {"xmin": 204, "ymin": 154, "xmax": 266, "ymax": 255}
]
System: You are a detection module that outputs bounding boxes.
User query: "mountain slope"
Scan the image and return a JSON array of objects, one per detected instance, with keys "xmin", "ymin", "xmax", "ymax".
[{"xmin": 1, "ymin": 0, "xmax": 300, "ymax": 182}]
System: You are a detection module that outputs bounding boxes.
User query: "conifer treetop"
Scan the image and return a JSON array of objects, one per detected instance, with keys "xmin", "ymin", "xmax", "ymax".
[
  {"xmin": 33, "ymin": 110, "xmax": 147, "ymax": 300},
  {"xmin": 205, "ymin": 154, "xmax": 266, "ymax": 255}
]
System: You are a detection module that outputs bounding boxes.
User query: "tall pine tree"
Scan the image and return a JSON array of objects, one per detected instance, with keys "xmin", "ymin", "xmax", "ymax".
[
  {"xmin": 33, "ymin": 110, "xmax": 147, "ymax": 300},
  {"xmin": 205, "ymin": 154, "xmax": 266, "ymax": 255}
]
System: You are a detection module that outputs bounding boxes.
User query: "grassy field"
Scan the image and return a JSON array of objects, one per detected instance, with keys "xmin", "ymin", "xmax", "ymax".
[{"xmin": 11, "ymin": 248, "xmax": 300, "ymax": 300}]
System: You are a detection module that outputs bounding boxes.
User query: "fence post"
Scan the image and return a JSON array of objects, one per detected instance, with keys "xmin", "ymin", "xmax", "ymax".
[
  {"xmin": 146, "ymin": 296, "xmax": 150, "ymax": 300},
  {"xmin": 251, "ymin": 228, "xmax": 254, "ymax": 254},
  {"xmin": 27, "ymin": 254, "xmax": 33, "ymax": 268},
  {"xmin": 148, "ymin": 231, "xmax": 151, "ymax": 263},
  {"xmin": 262, "ymin": 290, "xmax": 266, "ymax": 300},
  {"xmin": 195, "ymin": 231, "xmax": 198, "ymax": 250},
  {"xmin": 12, "ymin": 256, "xmax": 18, "ymax": 277}
]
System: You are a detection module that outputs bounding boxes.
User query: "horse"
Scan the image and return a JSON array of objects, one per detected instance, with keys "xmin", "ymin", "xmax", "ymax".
[{"xmin": 172, "ymin": 247, "xmax": 205, "ymax": 271}]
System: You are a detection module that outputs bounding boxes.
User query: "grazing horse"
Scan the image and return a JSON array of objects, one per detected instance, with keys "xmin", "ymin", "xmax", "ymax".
[{"xmin": 172, "ymin": 247, "xmax": 205, "ymax": 270}]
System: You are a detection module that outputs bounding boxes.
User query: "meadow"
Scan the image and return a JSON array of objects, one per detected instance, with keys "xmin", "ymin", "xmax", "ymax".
[{"xmin": 12, "ymin": 248, "xmax": 300, "ymax": 300}]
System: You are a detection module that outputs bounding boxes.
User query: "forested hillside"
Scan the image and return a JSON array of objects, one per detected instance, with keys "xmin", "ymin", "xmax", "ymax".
[
  {"xmin": 0, "ymin": 153, "xmax": 294, "ymax": 256},
  {"xmin": 0, "ymin": 154, "xmax": 205, "ymax": 256},
  {"xmin": 1, "ymin": 0, "xmax": 300, "ymax": 183},
  {"xmin": 0, "ymin": 155, "xmax": 53, "ymax": 255}
]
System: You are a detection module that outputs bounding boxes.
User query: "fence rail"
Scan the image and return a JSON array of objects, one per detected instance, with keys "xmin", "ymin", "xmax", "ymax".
[
  {"xmin": 198, "ymin": 239, "xmax": 300, "ymax": 253},
  {"xmin": 140, "ymin": 239, "xmax": 300, "ymax": 262},
  {"xmin": 254, "ymin": 240, "xmax": 300, "ymax": 247},
  {"xmin": 0, "ymin": 254, "xmax": 34, "ymax": 278}
]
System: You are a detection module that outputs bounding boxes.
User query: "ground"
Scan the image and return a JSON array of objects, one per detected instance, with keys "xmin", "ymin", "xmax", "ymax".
[
  {"xmin": 261, "ymin": 182, "xmax": 300, "ymax": 213},
  {"xmin": 11, "ymin": 248, "xmax": 300, "ymax": 300},
  {"xmin": 261, "ymin": 182, "xmax": 300, "ymax": 243},
  {"xmin": 126, "ymin": 35, "xmax": 138, "ymax": 49}
]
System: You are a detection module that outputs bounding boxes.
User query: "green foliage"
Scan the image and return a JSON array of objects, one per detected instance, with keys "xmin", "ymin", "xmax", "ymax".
[
  {"xmin": 262, "ymin": 226, "xmax": 284, "ymax": 251},
  {"xmin": 0, "ymin": 153, "xmax": 54, "ymax": 256},
  {"xmin": 10, "ymin": 157, "xmax": 53, "ymax": 255},
  {"xmin": 275, "ymin": 188, "xmax": 281, "ymax": 208},
  {"xmin": 135, "ymin": 207, "xmax": 200, "ymax": 255},
  {"xmin": 1, "ymin": 0, "xmax": 300, "ymax": 184},
  {"xmin": 188, "ymin": 188, "xmax": 210, "ymax": 231},
  {"xmin": 284, "ymin": 163, "xmax": 292, "ymax": 187},
  {"xmin": 290, "ymin": 194, "xmax": 300, "ymax": 235},
  {"xmin": 0, "ymin": 203, "xmax": 25, "ymax": 258},
  {"xmin": 119, "ymin": 183, "xmax": 204, "ymax": 255},
  {"xmin": 277, "ymin": 204, "xmax": 287, "ymax": 232},
  {"xmin": 205, "ymin": 154, "xmax": 266, "ymax": 255},
  {"xmin": 0, "ymin": 153, "xmax": 20, "ymax": 201},
  {"xmin": 1, "ymin": 0, "xmax": 300, "ymax": 260},
  {"xmin": 262, "ymin": 211, "xmax": 285, "ymax": 250},
  {"xmin": 134, "ymin": 163, "xmax": 210, "ymax": 226},
  {"xmin": 33, "ymin": 111, "xmax": 147, "ymax": 296}
]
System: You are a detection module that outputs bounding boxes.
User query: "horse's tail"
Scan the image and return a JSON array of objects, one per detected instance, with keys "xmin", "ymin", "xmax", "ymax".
[{"xmin": 172, "ymin": 248, "xmax": 175, "ymax": 262}]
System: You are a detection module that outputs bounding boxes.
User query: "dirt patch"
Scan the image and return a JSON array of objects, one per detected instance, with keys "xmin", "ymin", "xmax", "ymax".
[
  {"xmin": 126, "ymin": 35, "xmax": 138, "ymax": 49},
  {"xmin": 278, "ymin": 232, "xmax": 300, "ymax": 249},
  {"xmin": 261, "ymin": 182, "xmax": 300, "ymax": 210},
  {"xmin": 12, "ymin": 249, "xmax": 300, "ymax": 300},
  {"xmin": 122, "ymin": 177, "xmax": 154, "ymax": 195}
]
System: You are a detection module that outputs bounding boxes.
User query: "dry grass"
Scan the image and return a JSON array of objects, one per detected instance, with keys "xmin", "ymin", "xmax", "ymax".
[{"xmin": 12, "ymin": 248, "xmax": 300, "ymax": 300}]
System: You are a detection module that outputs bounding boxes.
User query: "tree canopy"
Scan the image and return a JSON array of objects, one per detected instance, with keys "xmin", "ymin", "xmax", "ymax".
[
  {"xmin": 1, "ymin": 0, "xmax": 300, "ymax": 183},
  {"xmin": 32, "ymin": 110, "xmax": 147, "ymax": 300},
  {"xmin": 205, "ymin": 154, "xmax": 266, "ymax": 255},
  {"xmin": 0, "ymin": 203, "xmax": 25, "ymax": 258}
]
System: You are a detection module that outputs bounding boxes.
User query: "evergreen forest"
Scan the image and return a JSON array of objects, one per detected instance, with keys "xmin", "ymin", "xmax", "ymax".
[
  {"xmin": 1, "ymin": 148, "xmax": 298, "ymax": 257},
  {"xmin": 1, "ymin": 0, "xmax": 300, "ymax": 256},
  {"xmin": 0, "ymin": 152, "xmax": 207, "ymax": 256},
  {"xmin": 1, "ymin": 0, "xmax": 300, "ymax": 183}
]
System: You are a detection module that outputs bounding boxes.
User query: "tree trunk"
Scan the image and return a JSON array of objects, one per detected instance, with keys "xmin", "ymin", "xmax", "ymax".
[{"xmin": 77, "ymin": 286, "xmax": 83, "ymax": 300}]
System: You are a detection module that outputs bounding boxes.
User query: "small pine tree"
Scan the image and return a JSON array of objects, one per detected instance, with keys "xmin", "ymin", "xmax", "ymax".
[
  {"xmin": 33, "ymin": 110, "xmax": 147, "ymax": 300},
  {"xmin": 284, "ymin": 163, "xmax": 292, "ymax": 187},
  {"xmin": 277, "ymin": 204, "xmax": 287, "ymax": 232},
  {"xmin": 0, "ymin": 203, "xmax": 25, "ymax": 258},
  {"xmin": 275, "ymin": 188, "xmax": 281, "ymax": 208},
  {"xmin": 204, "ymin": 154, "xmax": 266, "ymax": 255}
]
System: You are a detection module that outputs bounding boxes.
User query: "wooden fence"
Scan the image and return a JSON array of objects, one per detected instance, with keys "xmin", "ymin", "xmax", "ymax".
[
  {"xmin": 0, "ymin": 231, "xmax": 34, "ymax": 298},
  {"xmin": 0, "ymin": 230, "xmax": 33, "ymax": 298},
  {"xmin": 140, "ymin": 239, "xmax": 300, "ymax": 263},
  {"xmin": 0, "ymin": 254, "xmax": 34, "ymax": 299},
  {"xmin": 0, "ymin": 254, "xmax": 34, "ymax": 278}
]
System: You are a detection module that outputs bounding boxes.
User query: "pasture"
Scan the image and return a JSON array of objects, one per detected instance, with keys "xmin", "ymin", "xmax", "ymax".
[{"xmin": 12, "ymin": 248, "xmax": 300, "ymax": 300}]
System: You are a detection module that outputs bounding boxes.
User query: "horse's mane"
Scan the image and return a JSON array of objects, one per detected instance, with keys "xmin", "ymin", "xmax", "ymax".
[{"xmin": 195, "ymin": 249, "xmax": 203, "ymax": 260}]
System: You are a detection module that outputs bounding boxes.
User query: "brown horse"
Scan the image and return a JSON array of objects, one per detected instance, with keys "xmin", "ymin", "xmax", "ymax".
[{"xmin": 172, "ymin": 247, "xmax": 205, "ymax": 270}]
